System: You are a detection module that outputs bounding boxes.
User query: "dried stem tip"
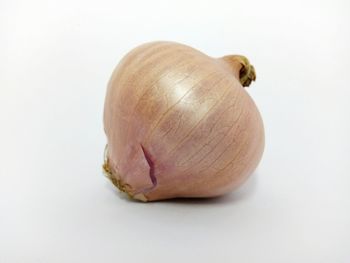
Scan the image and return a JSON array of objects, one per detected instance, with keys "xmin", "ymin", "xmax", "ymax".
[{"xmin": 221, "ymin": 55, "xmax": 256, "ymax": 87}]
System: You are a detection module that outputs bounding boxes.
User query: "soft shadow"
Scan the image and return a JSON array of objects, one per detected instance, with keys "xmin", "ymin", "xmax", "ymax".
[
  {"xmin": 104, "ymin": 172, "xmax": 258, "ymax": 205},
  {"xmin": 166, "ymin": 172, "xmax": 258, "ymax": 205},
  {"xmin": 104, "ymin": 182, "xmax": 131, "ymax": 202}
]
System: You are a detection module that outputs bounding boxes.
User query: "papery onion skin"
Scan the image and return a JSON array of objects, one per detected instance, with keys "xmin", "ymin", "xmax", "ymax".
[{"xmin": 103, "ymin": 41, "xmax": 264, "ymax": 201}]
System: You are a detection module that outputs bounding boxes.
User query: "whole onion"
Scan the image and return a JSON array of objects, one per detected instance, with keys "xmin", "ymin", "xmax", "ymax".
[{"xmin": 103, "ymin": 41, "xmax": 264, "ymax": 201}]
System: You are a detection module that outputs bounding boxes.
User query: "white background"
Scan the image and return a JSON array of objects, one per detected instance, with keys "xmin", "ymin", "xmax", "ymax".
[{"xmin": 1, "ymin": 0, "xmax": 350, "ymax": 262}]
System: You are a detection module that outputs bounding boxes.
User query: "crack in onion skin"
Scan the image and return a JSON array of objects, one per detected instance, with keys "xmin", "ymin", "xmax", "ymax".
[{"xmin": 103, "ymin": 41, "xmax": 264, "ymax": 201}]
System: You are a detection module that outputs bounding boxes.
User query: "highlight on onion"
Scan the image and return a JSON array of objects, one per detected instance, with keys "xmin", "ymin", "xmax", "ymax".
[{"xmin": 103, "ymin": 41, "xmax": 264, "ymax": 202}]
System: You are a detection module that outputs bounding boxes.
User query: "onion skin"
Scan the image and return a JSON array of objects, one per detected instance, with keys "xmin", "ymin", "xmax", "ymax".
[{"xmin": 103, "ymin": 41, "xmax": 264, "ymax": 201}]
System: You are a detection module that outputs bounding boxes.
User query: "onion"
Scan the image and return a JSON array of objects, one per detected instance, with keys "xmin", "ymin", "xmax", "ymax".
[{"xmin": 103, "ymin": 41, "xmax": 264, "ymax": 201}]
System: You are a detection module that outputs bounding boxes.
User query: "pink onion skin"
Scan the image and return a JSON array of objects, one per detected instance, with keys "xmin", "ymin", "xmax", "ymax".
[{"xmin": 103, "ymin": 41, "xmax": 264, "ymax": 201}]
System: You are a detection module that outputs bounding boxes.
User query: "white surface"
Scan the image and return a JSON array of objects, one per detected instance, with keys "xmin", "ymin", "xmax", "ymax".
[{"xmin": 1, "ymin": 0, "xmax": 350, "ymax": 262}]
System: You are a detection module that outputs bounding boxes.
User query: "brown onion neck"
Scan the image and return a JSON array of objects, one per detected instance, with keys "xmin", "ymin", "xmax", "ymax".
[{"xmin": 219, "ymin": 55, "xmax": 256, "ymax": 87}]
